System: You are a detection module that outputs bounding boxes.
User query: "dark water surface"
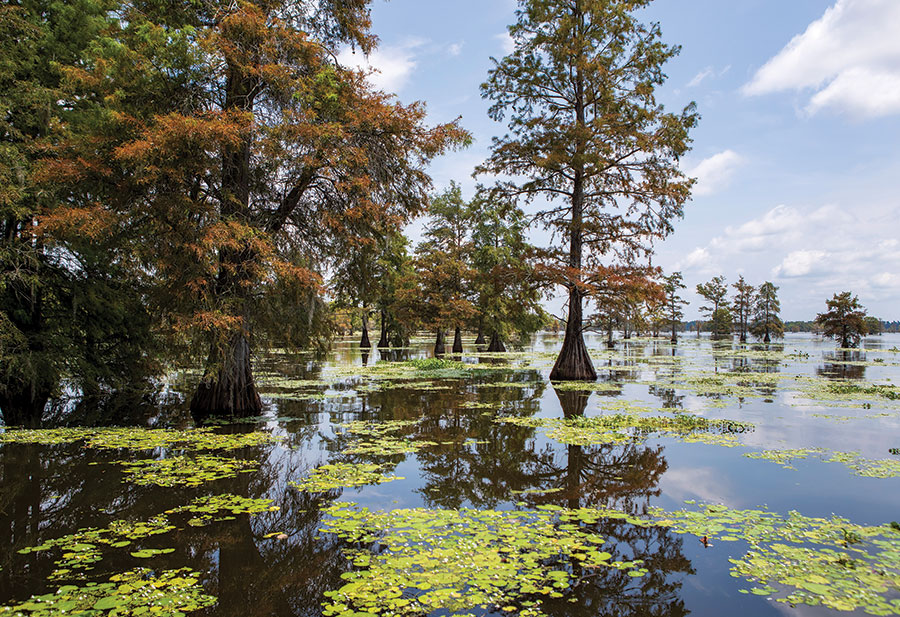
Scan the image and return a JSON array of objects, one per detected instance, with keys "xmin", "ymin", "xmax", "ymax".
[{"xmin": 2, "ymin": 333, "xmax": 900, "ymax": 617}]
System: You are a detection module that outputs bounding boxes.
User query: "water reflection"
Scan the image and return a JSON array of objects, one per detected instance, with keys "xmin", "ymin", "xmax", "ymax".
[{"xmin": 818, "ymin": 350, "xmax": 867, "ymax": 380}]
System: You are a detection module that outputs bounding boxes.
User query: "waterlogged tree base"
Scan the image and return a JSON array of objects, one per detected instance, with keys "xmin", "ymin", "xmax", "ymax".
[
  {"xmin": 190, "ymin": 335, "xmax": 263, "ymax": 417},
  {"xmin": 549, "ymin": 332, "xmax": 596, "ymax": 382}
]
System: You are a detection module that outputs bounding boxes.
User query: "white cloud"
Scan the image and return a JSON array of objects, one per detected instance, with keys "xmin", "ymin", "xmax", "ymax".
[
  {"xmin": 338, "ymin": 39, "xmax": 426, "ymax": 93},
  {"xmin": 447, "ymin": 42, "xmax": 463, "ymax": 57},
  {"xmin": 673, "ymin": 247, "xmax": 715, "ymax": 274},
  {"xmin": 664, "ymin": 200, "xmax": 900, "ymax": 317},
  {"xmin": 687, "ymin": 67, "xmax": 713, "ymax": 88},
  {"xmin": 688, "ymin": 150, "xmax": 744, "ymax": 196},
  {"xmin": 744, "ymin": 0, "xmax": 900, "ymax": 118},
  {"xmin": 806, "ymin": 66, "xmax": 900, "ymax": 116},
  {"xmin": 495, "ymin": 32, "xmax": 515, "ymax": 55},
  {"xmin": 773, "ymin": 250, "xmax": 828, "ymax": 277}
]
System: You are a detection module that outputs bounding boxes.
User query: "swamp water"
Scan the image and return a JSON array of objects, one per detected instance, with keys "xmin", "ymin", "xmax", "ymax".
[{"xmin": 1, "ymin": 332, "xmax": 900, "ymax": 617}]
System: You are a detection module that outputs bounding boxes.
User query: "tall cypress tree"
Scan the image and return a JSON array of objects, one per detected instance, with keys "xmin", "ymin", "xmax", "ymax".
[{"xmin": 479, "ymin": 0, "xmax": 698, "ymax": 380}]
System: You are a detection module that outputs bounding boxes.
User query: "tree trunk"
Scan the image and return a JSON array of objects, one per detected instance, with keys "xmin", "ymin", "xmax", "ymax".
[
  {"xmin": 360, "ymin": 310, "xmax": 371, "ymax": 348},
  {"xmin": 764, "ymin": 331, "xmax": 770, "ymax": 343},
  {"xmin": 192, "ymin": 62, "xmax": 261, "ymax": 418},
  {"xmin": 551, "ymin": 288, "xmax": 597, "ymax": 380},
  {"xmin": 550, "ymin": 33, "xmax": 596, "ymax": 382},
  {"xmin": 191, "ymin": 333, "xmax": 262, "ymax": 417},
  {"xmin": 434, "ymin": 330, "xmax": 446, "ymax": 356},
  {"xmin": 452, "ymin": 326, "xmax": 463, "ymax": 353},
  {"xmin": 475, "ymin": 320, "xmax": 486, "ymax": 346},
  {"xmin": 487, "ymin": 331, "xmax": 506, "ymax": 352},
  {"xmin": 0, "ymin": 388, "xmax": 50, "ymax": 428},
  {"xmin": 378, "ymin": 310, "xmax": 390, "ymax": 348}
]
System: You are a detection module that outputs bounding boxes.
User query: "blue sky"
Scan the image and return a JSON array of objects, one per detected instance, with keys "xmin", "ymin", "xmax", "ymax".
[{"xmin": 339, "ymin": 0, "xmax": 900, "ymax": 320}]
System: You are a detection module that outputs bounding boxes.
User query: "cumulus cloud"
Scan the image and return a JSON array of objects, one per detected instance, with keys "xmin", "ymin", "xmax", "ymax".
[
  {"xmin": 744, "ymin": 0, "xmax": 900, "ymax": 117},
  {"xmin": 673, "ymin": 247, "xmax": 715, "ymax": 274},
  {"xmin": 773, "ymin": 250, "xmax": 828, "ymax": 277},
  {"xmin": 447, "ymin": 42, "xmax": 463, "ymax": 57},
  {"xmin": 687, "ymin": 150, "xmax": 744, "ymax": 196},
  {"xmin": 667, "ymin": 201, "xmax": 900, "ymax": 316},
  {"xmin": 338, "ymin": 39, "xmax": 425, "ymax": 93}
]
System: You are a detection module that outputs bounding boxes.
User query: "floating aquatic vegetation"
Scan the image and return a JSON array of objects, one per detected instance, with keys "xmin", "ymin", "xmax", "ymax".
[
  {"xmin": 638, "ymin": 502, "xmax": 900, "ymax": 614},
  {"xmin": 597, "ymin": 400, "xmax": 657, "ymax": 414},
  {"xmin": 165, "ymin": 493, "xmax": 279, "ymax": 527},
  {"xmin": 551, "ymin": 381, "xmax": 622, "ymax": 392},
  {"xmin": 17, "ymin": 517, "xmax": 174, "ymax": 580},
  {"xmin": 112, "ymin": 455, "xmax": 258, "ymax": 487},
  {"xmin": 333, "ymin": 420, "xmax": 438, "ymax": 457},
  {"xmin": 494, "ymin": 414, "xmax": 752, "ymax": 447},
  {"xmin": 320, "ymin": 502, "xmax": 646, "ymax": 617},
  {"xmin": 0, "ymin": 568, "xmax": 215, "ymax": 617},
  {"xmin": 745, "ymin": 448, "xmax": 900, "ymax": 478},
  {"xmin": 291, "ymin": 462, "xmax": 403, "ymax": 492},
  {"xmin": 0, "ymin": 426, "xmax": 278, "ymax": 452},
  {"xmin": 744, "ymin": 448, "xmax": 826, "ymax": 470},
  {"xmin": 457, "ymin": 401, "xmax": 498, "ymax": 410},
  {"xmin": 824, "ymin": 452, "xmax": 900, "ymax": 479}
]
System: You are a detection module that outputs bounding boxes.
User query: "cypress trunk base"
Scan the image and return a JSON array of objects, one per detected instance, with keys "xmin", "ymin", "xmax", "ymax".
[
  {"xmin": 378, "ymin": 311, "xmax": 390, "ymax": 348},
  {"xmin": 452, "ymin": 327, "xmax": 463, "ymax": 354},
  {"xmin": 360, "ymin": 325, "xmax": 371, "ymax": 348},
  {"xmin": 550, "ymin": 330, "xmax": 597, "ymax": 381},
  {"xmin": 191, "ymin": 334, "xmax": 262, "ymax": 418},
  {"xmin": 487, "ymin": 332, "xmax": 506, "ymax": 352},
  {"xmin": 434, "ymin": 330, "xmax": 446, "ymax": 356},
  {"xmin": 475, "ymin": 330, "xmax": 486, "ymax": 346}
]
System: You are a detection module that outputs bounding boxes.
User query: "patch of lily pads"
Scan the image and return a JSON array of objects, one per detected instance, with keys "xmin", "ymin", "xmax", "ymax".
[
  {"xmin": 111, "ymin": 454, "xmax": 258, "ymax": 487},
  {"xmin": 320, "ymin": 502, "xmax": 647, "ymax": 617},
  {"xmin": 494, "ymin": 413, "xmax": 753, "ymax": 447},
  {"xmin": 0, "ymin": 426, "xmax": 279, "ymax": 451},
  {"xmin": 291, "ymin": 462, "xmax": 403, "ymax": 492},
  {"xmin": 745, "ymin": 448, "xmax": 900, "ymax": 478},
  {"xmin": 0, "ymin": 568, "xmax": 215, "ymax": 617}
]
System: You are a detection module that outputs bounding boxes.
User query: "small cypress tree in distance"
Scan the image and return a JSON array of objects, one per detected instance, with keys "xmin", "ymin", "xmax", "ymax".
[{"xmin": 750, "ymin": 282, "xmax": 783, "ymax": 343}]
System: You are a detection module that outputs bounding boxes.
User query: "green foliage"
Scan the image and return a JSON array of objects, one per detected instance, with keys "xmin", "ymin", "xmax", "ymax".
[
  {"xmin": 291, "ymin": 462, "xmax": 403, "ymax": 492},
  {"xmin": 0, "ymin": 568, "xmax": 216, "ymax": 617},
  {"xmin": 165, "ymin": 494, "xmax": 279, "ymax": 527},
  {"xmin": 817, "ymin": 291, "xmax": 868, "ymax": 348},
  {"xmin": 494, "ymin": 413, "xmax": 753, "ymax": 447},
  {"xmin": 112, "ymin": 455, "xmax": 258, "ymax": 487},
  {"xmin": 662, "ymin": 271, "xmax": 688, "ymax": 340},
  {"xmin": 750, "ymin": 281, "xmax": 783, "ymax": 341},
  {"xmin": 320, "ymin": 502, "xmax": 646, "ymax": 617},
  {"xmin": 696, "ymin": 276, "xmax": 732, "ymax": 338},
  {"xmin": 0, "ymin": 426, "xmax": 279, "ymax": 451}
]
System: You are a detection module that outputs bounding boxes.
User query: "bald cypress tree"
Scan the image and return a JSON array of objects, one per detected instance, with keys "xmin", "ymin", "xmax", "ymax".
[{"xmin": 479, "ymin": 0, "xmax": 698, "ymax": 380}]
